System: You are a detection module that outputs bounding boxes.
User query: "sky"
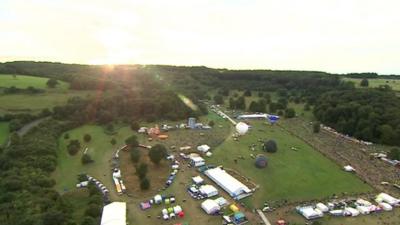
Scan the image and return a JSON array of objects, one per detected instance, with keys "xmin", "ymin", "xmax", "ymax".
[{"xmin": 1, "ymin": 0, "xmax": 399, "ymax": 74}]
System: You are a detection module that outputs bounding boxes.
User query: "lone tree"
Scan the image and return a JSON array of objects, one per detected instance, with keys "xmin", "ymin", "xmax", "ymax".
[
  {"xmin": 263, "ymin": 140, "xmax": 278, "ymax": 153},
  {"xmin": 130, "ymin": 121, "xmax": 140, "ymax": 131},
  {"xmin": 125, "ymin": 135, "xmax": 139, "ymax": 147},
  {"xmin": 140, "ymin": 177, "xmax": 150, "ymax": 190},
  {"xmin": 149, "ymin": 144, "xmax": 167, "ymax": 165},
  {"xmin": 81, "ymin": 154, "xmax": 94, "ymax": 164},
  {"xmin": 284, "ymin": 108, "xmax": 296, "ymax": 118},
  {"xmin": 208, "ymin": 120, "xmax": 215, "ymax": 127},
  {"xmin": 136, "ymin": 162, "xmax": 148, "ymax": 179},
  {"xmin": 388, "ymin": 148, "xmax": 400, "ymax": 160},
  {"xmin": 83, "ymin": 134, "xmax": 91, "ymax": 142},
  {"xmin": 130, "ymin": 148, "xmax": 141, "ymax": 163},
  {"xmin": 313, "ymin": 122, "xmax": 321, "ymax": 133},
  {"xmin": 67, "ymin": 139, "xmax": 81, "ymax": 155},
  {"xmin": 110, "ymin": 138, "xmax": 117, "ymax": 145},
  {"xmin": 46, "ymin": 78, "xmax": 59, "ymax": 88},
  {"xmin": 360, "ymin": 78, "xmax": 369, "ymax": 87}
]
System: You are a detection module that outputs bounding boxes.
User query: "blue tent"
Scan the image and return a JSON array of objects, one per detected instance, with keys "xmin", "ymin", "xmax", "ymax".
[
  {"xmin": 267, "ymin": 114, "xmax": 280, "ymax": 124},
  {"xmin": 233, "ymin": 212, "xmax": 245, "ymax": 222}
]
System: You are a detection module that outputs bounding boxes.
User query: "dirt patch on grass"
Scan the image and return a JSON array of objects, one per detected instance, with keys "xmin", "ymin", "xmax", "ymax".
[{"xmin": 120, "ymin": 148, "xmax": 170, "ymax": 198}]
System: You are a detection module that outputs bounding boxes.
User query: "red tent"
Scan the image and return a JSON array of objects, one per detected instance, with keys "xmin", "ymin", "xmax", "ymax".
[{"xmin": 178, "ymin": 211, "xmax": 185, "ymax": 218}]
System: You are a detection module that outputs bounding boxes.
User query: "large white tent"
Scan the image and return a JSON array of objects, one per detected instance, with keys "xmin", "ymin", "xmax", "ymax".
[
  {"xmin": 100, "ymin": 202, "xmax": 126, "ymax": 225},
  {"xmin": 204, "ymin": 167, "xmax": 251, "ymax": 199},
  {"xmin": 201, "ymin": 199, "xmax": 220, "ymax": 215}
]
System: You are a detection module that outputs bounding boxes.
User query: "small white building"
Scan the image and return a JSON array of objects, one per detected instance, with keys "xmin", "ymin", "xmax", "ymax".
[
  {"xmin": 100, "ymin": 202, "xmax": 126, "ymax": 225},
  {"xmin": 199, "ymin": 185, "xmax": 219, "ymax": 198},
  {"xmin": 197, "ymin": 144, "xmax": 210, "ymax": 153},
  {"xmin": 201, "ymin": 199, "xmax": 220, "ymax": 214},
  {"xmin": 190, "ymin": 156, "xmax": 205, "ymax": 167},
  {"xmin": 192, "ymin": 176, "xmax": 204, "ymax": 185}
]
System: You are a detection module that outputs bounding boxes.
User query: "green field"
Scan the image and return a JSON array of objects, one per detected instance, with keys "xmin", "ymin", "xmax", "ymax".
[
  {"xmin": 209, "ymin": 119, "xmax": 372, "ymax": 207},
  {"xmin": 344, "ymin": 78, "xmax": 400, "ymax": 91},
  {"xmin": 0, "ymin": 122, "xmax": 9, "ymax": 145},
  {"xmin": 0, "ymin": 91, "xmax": 94, "ymax": 115},
  {"xmin": 53, "ymin": 125, "xmax": 136, "ymax": 192},
  {"xmin": 0, "ymin": 74, "xmax": 69, "ymax": 89}
]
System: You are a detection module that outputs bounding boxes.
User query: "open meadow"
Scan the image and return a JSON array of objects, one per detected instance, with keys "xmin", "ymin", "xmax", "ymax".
[
  {"xmin": 208, "ymin": 119, "xmax": 372, "ymax": 208},
  {"xmin": 0, "ymin": 74, "xmax": 95, "ymax": 115},
  {"xmin": 0, "ymin": 74, "xmax": 69, "ymax": 89}
]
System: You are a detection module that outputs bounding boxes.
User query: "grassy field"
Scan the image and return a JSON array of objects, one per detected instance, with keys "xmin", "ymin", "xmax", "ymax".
[
  {"xmin": 344, "ymin": 78, "xmax": 400, "ymax": 91},
  {"xmin": 0, "ymin": 122, "xmax": 9, "ymax": 145},
  {"xmin": 208, "ymin": 119, "xmax": 372, "ymax": 208},
  {"xmin": 53, "ymin": 125, "xmax": 136, "ymax": 192},
  {"xmin": 0, "ymin": 74, "xmax": 69, "ymax": 89},
  {"xmin": 0, "ymin": 90, "xmax": 94, "ymax": 115}
]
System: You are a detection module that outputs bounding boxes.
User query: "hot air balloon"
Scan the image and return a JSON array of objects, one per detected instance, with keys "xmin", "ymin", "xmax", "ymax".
[{"xmin": 235, "ymin": 122, "xmax": 249, "ymax": 135}]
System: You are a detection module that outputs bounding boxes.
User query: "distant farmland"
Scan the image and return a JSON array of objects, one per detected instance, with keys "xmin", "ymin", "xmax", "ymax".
[
  {"xmin": 344, "ymin": 77, "xmax": 400, "ymax": 91},
  {"xmin": 0, "ymin": 74, "xmax": 69, "ymax": 89}
]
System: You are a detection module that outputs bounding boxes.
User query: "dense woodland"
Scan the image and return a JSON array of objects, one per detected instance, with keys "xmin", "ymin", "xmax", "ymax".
[
  {"xmin": 314, "ymin": 89, "xmax": 400, "ymax": 146},
  {"xmin": 1, "ymin": 61, "xmax": 400, "ymax": 224}
]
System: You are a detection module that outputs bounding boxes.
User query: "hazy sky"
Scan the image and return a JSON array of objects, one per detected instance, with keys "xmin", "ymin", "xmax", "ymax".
[{"xmin": 1, "ymin": 0, "xmax": 399, "ymax": 74}]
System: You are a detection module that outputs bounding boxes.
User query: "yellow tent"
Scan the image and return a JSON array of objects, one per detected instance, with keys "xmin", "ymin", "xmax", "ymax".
[{"xmin": 230, "ymin": 204, "xmax": 239, "ymax": 212}]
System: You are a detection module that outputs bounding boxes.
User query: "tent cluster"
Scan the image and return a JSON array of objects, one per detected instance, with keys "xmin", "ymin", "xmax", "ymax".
[
  {"xmin": 140, "ymin": 194, "xmax": 177, "ymax": 211},
  {"xmin": 297, "ymin": 193, "xmax": 399, "ymax": 220},
  {"xmin": 161, "ymin": 205, "xmax": 185, "ymax": 220},
  {"xmin": 187, "ymin": 175, "xmax": 219, "ymax": 200}
]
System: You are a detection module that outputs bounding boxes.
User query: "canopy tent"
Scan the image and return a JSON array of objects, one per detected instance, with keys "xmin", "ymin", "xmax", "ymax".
[
  {"xmin": 197, "ymin": 145, "xmax": 210, "ymax": 153},
  {"xmin": 296, "ymin": 206, "xmax": 323, "ymax": 220},
  {"xmin": 100, "ymin": 202, "xmax": 126, "ymax": 225},
  {"xmin": 199, "ymin": 185, "xmax": 218, "ymax": 197},
  {"xmin": 192, "ymin": 176, "xmax": 204, "ymax": 185},
  {"xmin": 201, "ymin": 199, "xmax": 220, "ymax": 214}
]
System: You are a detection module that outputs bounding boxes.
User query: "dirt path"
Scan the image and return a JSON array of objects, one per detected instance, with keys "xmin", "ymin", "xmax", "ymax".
[{"xmin": 17, "ymin": 117, "xmax": 50, "ymax": 137}]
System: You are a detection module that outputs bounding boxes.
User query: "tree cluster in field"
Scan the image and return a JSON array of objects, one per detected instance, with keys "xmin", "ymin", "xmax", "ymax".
[
  {"xmin": 2, "ymin": 86, "xmax": 45, "ymax": 94},
  {"xmin": 78, "ymin": 183, "xmax": 103, "ymax": 225},
  {"xmin": 51, "ymin": 71, "xmax": 206, "ymax": 125},
  {"xmin": 0, "ymin": 119, "xmax": 92, "ymax": 225},
  {"xmin": 314, "ymin": 89, "xmax": 400, "ymax": 146}
]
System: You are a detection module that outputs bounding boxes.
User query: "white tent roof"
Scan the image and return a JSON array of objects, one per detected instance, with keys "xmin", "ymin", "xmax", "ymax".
[
  {"xmin": 299, "ymin": 206, "xmax": 323, "ymax": 219},
  {"xmin": 100, "ymin": 202, "xmax": 126, "ymax": 225},
  {"xmin": 205, "ymin": 167, "xmax": 251, "ymax": 197},
  {"xmin": 376, "ymin": 193, "xmax": 400, "ymax": 205},
  {"xmin": 190, "ymin": 156, "xmax": 204, "ymax": 162},
  {"xmin": 201, "ymin": 199, "xmax": 220, "ymax": 214},
  {"xmin": 197, "ymin": 144, "xmax": 210, "ymax": 152},
  {"xmin": 192, "ymin": 176, "xmax": 204, "ymax": 184},
  {"xmin": 199, "ymin": 185, "xmax": 218, "ymax": 196}
]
